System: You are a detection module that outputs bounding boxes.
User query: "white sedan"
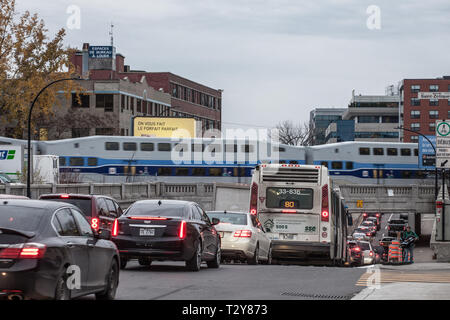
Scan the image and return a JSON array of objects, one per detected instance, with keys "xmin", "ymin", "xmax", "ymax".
[{"xmin": 206, "ymin": 211, "xmax": 272, "ymax": 265}]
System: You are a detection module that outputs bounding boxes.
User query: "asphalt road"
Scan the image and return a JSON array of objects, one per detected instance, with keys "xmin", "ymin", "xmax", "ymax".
[{"xmin": 78, "ymin": 260, "xmax": 367, "ymax": 300}]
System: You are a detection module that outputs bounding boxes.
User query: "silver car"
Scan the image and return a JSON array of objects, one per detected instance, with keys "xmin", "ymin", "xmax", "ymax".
[{"xmin": 206, "ymin": 211, "xmax": 272, "ymax": 264}]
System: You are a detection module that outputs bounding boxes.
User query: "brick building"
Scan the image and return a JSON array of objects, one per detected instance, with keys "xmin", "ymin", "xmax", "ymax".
[{"xmin": 400, "ymin": 76, "xmax": 450, "ymax": 142}]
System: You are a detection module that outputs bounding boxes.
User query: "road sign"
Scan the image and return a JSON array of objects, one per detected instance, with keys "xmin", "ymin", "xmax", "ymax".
[
  {"xmin": 436, "ymin": 120, "xmax": 450, "ymax": 168},
  {"xmin": 418, "ymin": 135, "xmax": 436, "ymax": 169},
  {"xmin": 356, "ymin": 200, "xmax": 363, "ymax": 208}
]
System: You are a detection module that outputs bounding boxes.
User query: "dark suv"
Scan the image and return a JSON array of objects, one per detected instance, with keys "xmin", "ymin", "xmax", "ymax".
[{"xmin": 39, "ymin": 194, "xmax": 123, "ymax": 232}]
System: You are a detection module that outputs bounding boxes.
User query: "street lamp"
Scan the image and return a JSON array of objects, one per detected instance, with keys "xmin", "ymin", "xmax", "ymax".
[
  {"xmin": 396, "ymin": 126, "xmax": 438, "ymax": 199},
  {"xmin": 27, "ymin": 77, "xmax": 81, "ymax": 198}
]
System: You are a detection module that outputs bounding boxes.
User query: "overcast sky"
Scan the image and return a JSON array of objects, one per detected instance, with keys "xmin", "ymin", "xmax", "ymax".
[{"xmin": 17, "ymin": 0, "xmax": 450, "ymax": 130}]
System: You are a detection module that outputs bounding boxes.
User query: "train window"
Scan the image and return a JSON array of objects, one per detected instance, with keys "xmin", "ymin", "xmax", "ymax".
[
  {"xmin": 59, "ymin": 157, "xmax": 66, "ymax": 166},
  {"xmin": 225, "ymin": 144, "xmax": 238, "ymax": 152},
  {"xmin": 157, "ymin": 167, "xmax": 172, "ymax": 176},
  {"xmin": 123, "ymin": 142, "xmax": 137, "ymax": 151},
  {"xmin": 290, "ymin": 160, "xmax": 298, "ymax": 164},
  {"xmin": 321, "ymin": 161, "xmax": 328, "ymax": 168},
  {"xmin": 373, "ymin": 148, "xmax": 384, "ymax": 156},
  {"xmin": 105, "ymin": 142, "xmax": 119, "ymax": 151},
  {"xmin": 158, "ymin": 143, "xmax": 172, "ymax": 152},
  {"xmin": 402, "ymin": 171, "xmax": 412, "ymax": 179},
  {"xmin": 359, "ymin": 148, "xmax": 370, "ymax": 155},
  {"xmin": 387, "ymin": 148, "xmax": 398, "ymax": 156},
  {"xmin": 331, "ymin": 162, "xmax": 343, "ymax": 169},
  {"xmin": 414, "ymin": 149, "xmax": 418, "ymax": 156},
  {"xmin": 241, "ymin": 144, "xmax": 255, "ymax": 153},
  {"xmin": 69, "ymin": 157, "xmax": 84, "ymax": 166},
  {"xmin": 346, "ymin": 162, "xmax": 354, "ymax": 170},
  {"xmin": 209, "ymin": 168, "xmax": 222, "ymax": 176},
  {"xmin": 279, "ymin": 160, "xmax": 286, "ymax": 164},
  {"xmin": 175, "ymin": 168, "xmax": 189, "ymax": 176},
  {"xmin": 140, "ymin": 143, "xmax": 154, "ymax": 151},
  {"xmin": 192, "ymin": 168, "xmax": 206, "ymax": 176},
  {"xmin": 401, "ymin": 148, "xmax": 411, "ymax": 156},
  {"xmin": 87, "ymin": 158, "xmax": 98, "ymax": 166}
]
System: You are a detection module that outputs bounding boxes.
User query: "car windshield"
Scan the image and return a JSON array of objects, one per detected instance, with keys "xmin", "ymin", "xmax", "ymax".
[
  {"xmin": 0, "ymin": 205, "xmax": 45, "ymax": 231},
  {"xmin": 126, "ymin": 202, "xmax": 186, "ymax": 218},
  {"xmin": 207, "ymin": 212, "xmax": 247, "ymax": 225},
  {"xmin": 43, "ymin": 197, "xmax": 92, "ymax": 217},
  {"xmin": 390, "ymin": 220, "xmax": 405, "ymax": 224},
  {"xmin": 358, "ymin": 242, "xmax": 370, "ymax": 250}
]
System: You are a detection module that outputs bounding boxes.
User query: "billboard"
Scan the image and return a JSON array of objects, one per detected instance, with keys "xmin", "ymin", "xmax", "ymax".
[
  {"xmin": 418, "ymin": 135, "xmax": 436, "ymax": 169},
  {"xmin": 88, "ymin": 46, "xmax": 114, "ymax": 58},
  {"xmin": 0, "ymin": 146, "xmax": 24, "ymax": 179},
  {"xmin": 132, "ymin": 117, "xmax": 197, "ymax": 138}
]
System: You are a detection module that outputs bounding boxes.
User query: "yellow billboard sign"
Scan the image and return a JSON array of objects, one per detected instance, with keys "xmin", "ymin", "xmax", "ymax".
[{"xmin": 133, "ymin": 117, "xmax": 197, "ymax": 138}]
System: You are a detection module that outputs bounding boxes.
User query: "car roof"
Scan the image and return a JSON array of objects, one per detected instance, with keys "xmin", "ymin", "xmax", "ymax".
[
  {"xmin": 207, "ymin": 211, "xmax": 250, "ymax": 215},
  {"xmin": 0, "ymin": 199, "xmax": 76, "ymax": 211},
  {"xmin": 133, "ymin": 199, "xmax": 196, "ymax": 206},
  {"xmin": 0, "ymin": 194, "xmax": 29, "ymax": 199}
]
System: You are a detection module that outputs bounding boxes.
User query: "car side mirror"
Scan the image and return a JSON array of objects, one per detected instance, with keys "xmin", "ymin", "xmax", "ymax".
[
  {"xmin": 211, "ymin": 218, "xmax": 220, "ymax": 225},
  {"xmin": 96, "ymin": 228, "xmax": 111, "ymax": 240}
]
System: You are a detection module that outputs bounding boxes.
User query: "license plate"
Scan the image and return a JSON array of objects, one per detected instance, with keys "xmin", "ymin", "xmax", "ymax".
[
  {"xmin": 280, "ymin": 233, "xmax": 296, "ymax": 240},
  {"xmin": 139, "ymin": 228, "xmax": 155, "ymax": 236}
]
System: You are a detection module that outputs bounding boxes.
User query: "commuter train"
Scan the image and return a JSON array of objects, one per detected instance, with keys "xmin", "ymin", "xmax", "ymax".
[{"xmin": 0, "ymin": 135, "xmax": 432, "ymax": 185}]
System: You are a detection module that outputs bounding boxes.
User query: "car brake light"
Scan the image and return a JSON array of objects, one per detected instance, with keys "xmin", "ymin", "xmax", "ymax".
[
  {"xmin": 91, "ymin": 218, "xmax": 99, "ymax": 231},
  {"xmin": 376, "ymin": 213, "xmax": 380, "ymax": 217},
  {"xmin": 363, "ymin": 213, "xmax": 367, "ymax": 217},
  {"xmin": 353, "ymin": 247, "xmax": 361, "ymax": 252},
  {"xmin": 60, "ymin": 194, "xmax": 70, "ymax": 198},
  {"xmin": 321, "ymin": 184, "xmax": 329, "ymax": 222},
  {"xmin": 282, "ymin": 209, "xmax": 297, "ymax": 213},
  {"xmin": 128, "ymin": 216, "xmax": 169, "ymax": 220},
  {"xmin": 112, "ymin": 219, "xmax": 119, "ymax": 237},
  {"xmin": 250, "ymin": 183, "xmax": 258, "ymax": 215},
  {"xmin": 369, "ymin": 251, "xmax": 374, "ymax": 257},
  {"xmin": 0, "ymin": 243, "xmax": 46, "ymax": 259},
  {"xmin": 387, "ymin": 226, "xmax": 390, "ymax": 230},
  {"xmin": 234, "ymin": 230, "xmax": 252, "ymax": 238},
  {"xmin": 178, "ymin": 220, "xmax": 187, "ymax": 239}
]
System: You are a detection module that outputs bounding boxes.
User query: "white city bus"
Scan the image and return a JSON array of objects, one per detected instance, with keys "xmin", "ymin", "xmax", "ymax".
[{"xmin": 249, "ymin": 164, "xmax": 348, "ymax": 265}]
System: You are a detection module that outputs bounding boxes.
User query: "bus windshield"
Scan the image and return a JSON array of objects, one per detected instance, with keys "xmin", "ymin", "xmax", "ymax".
[{"xmin": 265, "ymin": 187, "xmax": 313, "ymax": 210}]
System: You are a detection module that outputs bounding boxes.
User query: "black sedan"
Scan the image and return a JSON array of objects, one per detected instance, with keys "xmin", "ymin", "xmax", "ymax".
[
  {"xmin": 0, "ymin": 199, "xmax": 120, "ymax": 300},
  {"xmin": 112, "ymin": 200, "xmax": 221, "ymax": 271}
]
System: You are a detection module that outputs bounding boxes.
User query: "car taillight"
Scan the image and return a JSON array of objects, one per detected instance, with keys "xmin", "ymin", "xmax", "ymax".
[
  {"xmin": 112, "ymin": 219, "xmax": 119, "ymax": 237},
  {"xmin": 234, "ymin": 230, "xmax": 252, "ymax": 238},
  {"xmin": 366, "ymin": 233, "xmax": 371, "ymax": 236},
  {"xmin": 60, "ymin": 194, "xmax": 70, "ymax": 199},
  {"xmin": 178, "ymin": 220, "xmax": 187, "ymax": 239},
  {"xmin": 376, "ymin": 213, "xmax": 380, "ymax": 218},
  {"xmin": 353, "ymin": 247, "xmax": 361, "ymax": 252},
  {"xmin": 363, "ymin": 213, "xmax": 367, "ymax": 218},
  {"xmin": 321, "ymin": 184, "xmax": 329, "ymax": 222},
  {"xmin": 0, "ymin": 243, "xmax": 46, "ymax": 259},
  {"xmin": 282, "ymin": 209, "xmax": 297, "ymax": 213},
  {"xmin": 91, "ymin": 218, "xmax": 99, "ymax": 231},
  {"xmin": 369, "ymin": 251, "xmax": 374, "ymax": 257},
  {"xmin": 250, "ymin": 182, "xmax": 258, "ymax": 215}
]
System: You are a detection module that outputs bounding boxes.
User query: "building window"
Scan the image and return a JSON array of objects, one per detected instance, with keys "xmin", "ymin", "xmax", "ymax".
[
  {"xmin": 429, "ymin": 110, "xmax": 439, "ymax": 119},
  {"xmin": 72, "ymin": 93, "xmax": 90, "ymax": 108},
  {"xmin": 95, "ymin": 128, "xmax": 114, "ymax": 135},
  {"xmin": 448, "ymin": 110, "xmax": 450, "ymax": 118},
  {"xmin": 429, "ymin": 85, "xmax": 439, "ymax": 92},
  {"xmin": 411, "ymin": 123, "xmax": 420, "ymax": 131},
  {"xmin": 387, "ymin": 148, "xmax": 398, "ymax": 156},
  {"xmin": 411, "ymin": 85, "xmax": 420, "ymax": 93},
  {"xmin": 373, "ymin": 148, "xmax": 384, "ymax": 156},
  {"xmin": 411, "ymin": 136, "xmax": 419, "ymax": 142},
  {"xmin": 96, "ymin": 94, "xmax": 114, "ymax": 112},
  {"xmin": 121, "ymin": 95, "xmax": 125, "ymax": 112},
  {"xmin": 411, "ymin": 98, "xmax": 420, "ymax": 106},
  {"xmin": 429, "ymin": 123, "xmax": 436, "ymax": 132},
  {"xmin": 429, "ymin": 99, "xmax": 439, "ymax": 106},
  {"xmin": 410, "ymin": 110, "xmax": 420, "ymax": 119},
  {"xmin": 71, "ymin": 128, "xmax": 90, "ymax": 138},
  {"xmin": 358, "ymin": 116, "xmax": 379, "ymax": 123}
]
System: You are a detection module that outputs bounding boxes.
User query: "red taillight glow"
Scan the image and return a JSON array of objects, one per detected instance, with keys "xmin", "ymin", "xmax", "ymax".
[
  {"xmin": 60, "ymin": 194, "xmax": 70, "ymax": 199},
  {"xmin": 0, "ymin": 244, "xmax": 46, "ymax": 259},
  {"xmin": 363, "ymin": 213, "xmax": 367, "ymax": 217},
  {"xmin": 376, "ymin": 213, "xmax": 380, "ymax": 217},
  {"xmin": 369, "ymin": 251, "xmax": 374, "ymax": 257},
  {"xmin": 353, "ymin": 247, "xmax": 361, "ymax": 252},
  {"xmin": 128, "ymin": 216, "xmax": 169, "ymax": 220},
  {"xmin": 437, "ymin": 201, "xmax": 443, "ymax": 209},
  {"xmin": 91, "ymin": 218, "xmax": 99, "ymax": 231},
  {"xmin": 366, "ymin": 233, "xmax": 371, "ymax": 236},
  {"xmin": 321, "ymin": 184, "xmax": 329, "ymax": 222},
  {"xmin": 250, "ymin": 182, "xmax": 258, "ymax": 215},
  {"xmin": 178, "ymin": 220, "xmax": 187, "ymax": 239},
  {"xmin": 234, "ymin": 230, "xmax": 252, "ymax": 238},
  {"xmin": 112, "ymin": 219, "xmax": 119, "ymax": 237},
  {"xmin": 282, "ymin": 209, "xmax": 297, "ymax": 213}
]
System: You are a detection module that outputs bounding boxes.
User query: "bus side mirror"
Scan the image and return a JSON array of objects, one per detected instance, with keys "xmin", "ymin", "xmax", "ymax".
[{"xmin": 347, "ymin": 215, "xmax": 353, "ymax": 226}]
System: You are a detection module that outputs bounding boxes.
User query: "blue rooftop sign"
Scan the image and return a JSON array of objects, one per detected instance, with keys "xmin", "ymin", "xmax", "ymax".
[{"xmin": 88, "ymin": 46, "xmax": 114, "ymax": 59}]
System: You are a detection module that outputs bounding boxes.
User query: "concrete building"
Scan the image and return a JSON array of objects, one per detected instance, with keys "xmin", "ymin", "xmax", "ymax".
[
  {"xmin": 399, "ymin": 76, "xmax": 450, "ymax": 142},
  {"xmin": 325, "ymin": 91, "xmax": 400, "ymax": 143},
  {"xmin": 309, "ymin": 108, "xmax": 346, "ymax": 145},
  {"xmin": 0, "ymin": 43, "xmax": 223, "ymax": 140}
]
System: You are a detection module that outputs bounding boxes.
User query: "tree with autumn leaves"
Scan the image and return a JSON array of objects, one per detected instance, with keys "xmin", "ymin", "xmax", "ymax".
[{"xmin": 0, "ymin": 0, "xmax": 81, "ymax": 139}]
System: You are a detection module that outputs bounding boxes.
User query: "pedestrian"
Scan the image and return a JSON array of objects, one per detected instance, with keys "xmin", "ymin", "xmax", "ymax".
[{"xmin": 401, "ymin": 226, "xmax": 419, "ymax": 263}]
